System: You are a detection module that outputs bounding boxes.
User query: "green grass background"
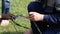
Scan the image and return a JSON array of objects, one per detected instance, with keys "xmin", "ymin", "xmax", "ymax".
[{"xmin": 0, "ymin": 0, "xmax": 34, "ymax": 34}]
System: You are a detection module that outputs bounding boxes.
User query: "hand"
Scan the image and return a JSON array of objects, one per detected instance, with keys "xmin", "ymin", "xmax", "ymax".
[
  {"xmin": 29, "ymin": 12, "xmax": 44, "ymax": 21},
  {"xmin": 1, "ymin": 20, "xmax": 9, "ymax": 26},
  {"xmin": 0, "ymin": 15, "xmax": 10, "ymax": 26}
]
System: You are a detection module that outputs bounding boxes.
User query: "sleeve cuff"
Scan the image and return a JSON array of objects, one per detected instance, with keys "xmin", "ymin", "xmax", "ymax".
[{"xmin": 43, "ymin": 15, "xmax": 50, "ymax": 22}]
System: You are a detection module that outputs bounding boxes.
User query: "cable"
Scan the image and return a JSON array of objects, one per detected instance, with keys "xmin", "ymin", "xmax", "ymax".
[
  {"xmin": 11, "ymin": 18, "xmax": 30, "ymax": 29},
  {"xmin": 33, "ymin": 22, "xmax": 42, "ymax": 34},
  {"xmin": 12, "ymin": 15, "xmax": 42, "ymax": 34}
]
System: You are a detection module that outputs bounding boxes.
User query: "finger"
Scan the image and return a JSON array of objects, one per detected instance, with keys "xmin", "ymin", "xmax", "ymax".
[
  {"xmin": 29, "ymin": 16, "xmax": 35, "ymax": 21},
  {"xmin": 29, "ymin": 14, "xmax": 33, "ymax": 16},
  {"xmin": 29, "ymin": 12, "xmax": 36, "ymax": 15},
  {"xmin": 29, "ymin": 14, "xmax": 34, "ymax": 18},
  {"xmin": 30, "ymin": 17, "xmax": 34, "ymax": 21}
]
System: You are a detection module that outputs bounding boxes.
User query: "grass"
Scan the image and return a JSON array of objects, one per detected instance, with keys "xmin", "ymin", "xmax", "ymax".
[{"xmin": 0, "ymin": 0, "xmax": 34, "ymax": 34}]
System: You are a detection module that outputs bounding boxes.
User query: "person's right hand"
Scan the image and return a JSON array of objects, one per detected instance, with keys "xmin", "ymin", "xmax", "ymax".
[
  {"xmin": 1, "ymin": 20, "xmax": 9, "ymax": 26},
  {"xmin": 29, "ymin": 12, "xmax": 44, "ymax": 21},
  {"xmin": 0, "ymin": 14, "xmax": 10, "ymax": 26}
]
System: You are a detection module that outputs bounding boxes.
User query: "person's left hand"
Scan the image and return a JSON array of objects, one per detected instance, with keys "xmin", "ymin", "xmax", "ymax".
[{"xmin": 29, "ymin": 12, "xmax": 44, "ymax": 21}]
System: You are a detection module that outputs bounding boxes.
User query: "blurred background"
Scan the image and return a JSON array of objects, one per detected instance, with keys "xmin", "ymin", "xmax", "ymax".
[{"xmin": 0, "ymin": 0, "xmax": 34, "ymax": 34}]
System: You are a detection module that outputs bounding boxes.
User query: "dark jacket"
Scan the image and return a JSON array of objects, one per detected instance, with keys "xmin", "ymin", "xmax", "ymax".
[{"xmin": 28, "ymin": 1, "xmax": 60, "ymax": 34}]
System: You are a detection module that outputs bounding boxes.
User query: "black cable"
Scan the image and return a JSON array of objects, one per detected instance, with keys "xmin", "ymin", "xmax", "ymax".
[
  {"xmin": 11, "ymin": 18, "xmax": 30, "ymax": 29},
  {"xmin": 33, "ymin": 21, "xmax": 42, "ymax": 34},
  {"xmin": 12, "ymin": 15, "xmax": 42, "ymax": 34}
]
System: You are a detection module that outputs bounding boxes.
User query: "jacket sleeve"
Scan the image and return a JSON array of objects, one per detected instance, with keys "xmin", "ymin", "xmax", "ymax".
[
  {"xmin": 28, "ymin": 2, "xmax": 43, "ymax": 12},
  {"xmin": 44, "ymin": 14, "xmax": 60, "ymax": 23},
  {"xmin": 28, "ymin": 2, "xmax": 60, "ymax": 24}
]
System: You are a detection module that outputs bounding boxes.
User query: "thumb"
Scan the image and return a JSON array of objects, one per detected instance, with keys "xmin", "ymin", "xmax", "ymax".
[
  {"xmin": 29, "ymin": 12, "xmax": 36, "ymax": 14},
  {"xmin": 29, "ymin": 12, "xmax": 35, "ymax": 16}
]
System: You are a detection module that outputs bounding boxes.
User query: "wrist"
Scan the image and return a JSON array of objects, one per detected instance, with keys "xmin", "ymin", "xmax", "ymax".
[{"xmin": 40, "ymin": 14, "xmax": 45, "ymax": 21}]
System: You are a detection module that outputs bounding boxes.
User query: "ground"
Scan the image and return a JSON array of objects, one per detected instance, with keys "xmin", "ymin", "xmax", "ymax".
[{"xmin": 0, "ymin": 0, "xmax": 34, "ymax": 34}]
